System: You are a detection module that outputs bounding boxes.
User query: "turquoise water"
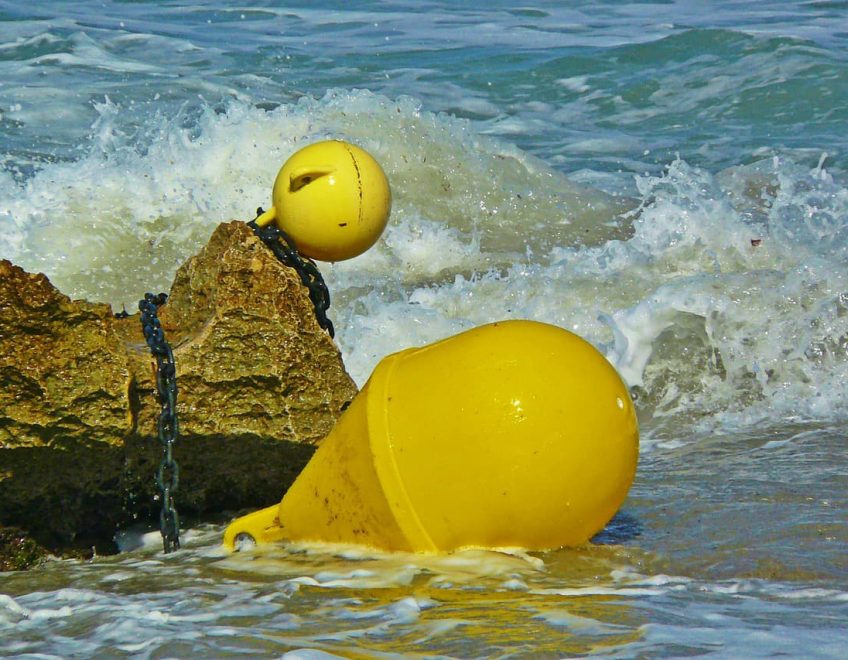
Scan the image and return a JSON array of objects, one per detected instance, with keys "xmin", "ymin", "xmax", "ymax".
[{"xmin": 2, "ymin": 1, "xmax": 848, "ymax": 656}]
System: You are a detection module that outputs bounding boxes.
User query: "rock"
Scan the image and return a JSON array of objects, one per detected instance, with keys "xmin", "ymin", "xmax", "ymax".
[
  {"xmin": 0, "ymin": 261, "xmax": 133, "ymax": 448},
  {"xmin": 0, "ymin": 221, "xmax": 357, "ymax": 559},
  {"xmin": 0, "ymin": 260, "xmax": 134, "ymax": 553}
]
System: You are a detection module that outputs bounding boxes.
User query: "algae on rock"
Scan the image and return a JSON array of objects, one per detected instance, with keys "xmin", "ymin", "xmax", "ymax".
[{"xmin": 0, "ymin": 526, "xmax": 50, "ymax": 571}]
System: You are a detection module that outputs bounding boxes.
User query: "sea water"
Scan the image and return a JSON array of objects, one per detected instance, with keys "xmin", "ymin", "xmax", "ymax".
[{"xmin": 1, "ymin": 1, "xmax": 847, "ymax": 656}]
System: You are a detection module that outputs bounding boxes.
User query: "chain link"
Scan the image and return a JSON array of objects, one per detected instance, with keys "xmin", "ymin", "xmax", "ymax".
[
  {"xmin": 247, "ymin": 210, "xmax": 335, "ymax": 338},
  {"xmin": 138, "ymin": 292, "xmax": 181, "ymax": 553}
]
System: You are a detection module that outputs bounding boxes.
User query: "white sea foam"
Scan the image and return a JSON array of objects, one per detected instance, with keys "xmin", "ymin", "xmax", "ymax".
[
  {"xmin": 6, "ymin": 532, "xmax": 823, "ymax": 658},
  {"xmin": 343, "ymin": 156, "xmax": 848, "ymax": 432},
  {"xmin": 2, "ymin": 90, "xmax": 624, "ymax": 304},
  {"xmin": 3, "ymin": 93, "xmax": 846, "ymax": 434}
]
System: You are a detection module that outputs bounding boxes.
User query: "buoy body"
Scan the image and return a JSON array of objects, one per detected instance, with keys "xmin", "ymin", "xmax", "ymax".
[
  {"xmin": 223, "ymin": 320, "xmax": 639, "ymax": 553},
  {"xmin": 255, "ymin": 140, "xmax": 391, "ymax": 261}
]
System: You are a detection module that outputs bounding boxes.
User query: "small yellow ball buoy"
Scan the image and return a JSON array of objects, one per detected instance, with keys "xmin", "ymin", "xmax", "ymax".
[{"xmin": 254, "ymin": 140, "xmax": 391, "ymax": 261}]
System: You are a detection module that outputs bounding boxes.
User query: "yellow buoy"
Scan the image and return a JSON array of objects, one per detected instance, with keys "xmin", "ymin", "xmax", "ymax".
[
  {"xmin": 223, "ymin": 320, "xmax": 639, "ymax": 553},
  {"xmin": 254, "ymin": 140, "xmax": 391, "ymax": 261}
]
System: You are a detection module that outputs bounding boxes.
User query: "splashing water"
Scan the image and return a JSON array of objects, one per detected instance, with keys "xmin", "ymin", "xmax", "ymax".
[{"xmin": 2, "ymin": 1, "xmax": 848, "ymax": 657}]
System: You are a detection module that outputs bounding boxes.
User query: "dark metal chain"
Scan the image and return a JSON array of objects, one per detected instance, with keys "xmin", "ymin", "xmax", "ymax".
[
  {"xmin": 247, "ymin": 209, "xmax": 334, "ymax": 337},
  {"xmin": 138, "ymin": 292, "xmax": 181, "ymax": 553}
]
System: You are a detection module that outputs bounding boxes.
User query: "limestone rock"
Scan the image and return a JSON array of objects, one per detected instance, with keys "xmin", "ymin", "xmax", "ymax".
[
  {"xmin": 0, "ymin": 221, "xmax": 357, "ymax": 558},
  {"xmin": 0, "ymin": 260, "xmax": 133, "ymax": 448},
  {"xmin": 155, "ymin": 220, "xmax": 352, "ymax": 443}
]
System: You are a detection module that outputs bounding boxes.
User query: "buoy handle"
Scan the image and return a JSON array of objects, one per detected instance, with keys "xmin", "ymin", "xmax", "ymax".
[{"xmin": 254, "ymin": 206, "xmax": 277, "ymax": 228}]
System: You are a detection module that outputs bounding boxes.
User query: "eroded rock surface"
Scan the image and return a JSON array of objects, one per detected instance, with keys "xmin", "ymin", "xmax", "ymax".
[{"xmin": 0, "ymin": 221, "xmax": 357, "ymax": 560}]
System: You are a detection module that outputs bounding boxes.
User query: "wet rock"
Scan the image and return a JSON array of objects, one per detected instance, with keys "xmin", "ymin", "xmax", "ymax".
[
  {"xmin": 0, "ymin": 260, "xmax": 133, "ymax": 449},
  {"xmin": 0, "ymin": 222, "xmax": 357, "ymax": 560}
]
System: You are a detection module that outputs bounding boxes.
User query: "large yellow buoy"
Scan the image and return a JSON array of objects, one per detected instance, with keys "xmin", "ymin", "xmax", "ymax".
[
  {"xmin": 223, "ymin": 320, "xmax": 639, "ymax": 553},
  {"xmin": 254, "ymin": 140, "xmax": 391, "ymax": 261}
]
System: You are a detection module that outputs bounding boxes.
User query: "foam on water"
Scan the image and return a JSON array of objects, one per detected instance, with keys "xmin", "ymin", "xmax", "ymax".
[
  {"xmin": 2, "ymin": 527, "xmax": 846, "ymax": 657},
  {"xmin": 333, "ymin": 149, "xmax": 848, "ymax": 433},
  {"xmin": 3, "ymin": 89, "xmax": 848, "ymax": 434},
  {"xmin": 1, "ymin": 90, "xmax": 627, "ymax": 306}
]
